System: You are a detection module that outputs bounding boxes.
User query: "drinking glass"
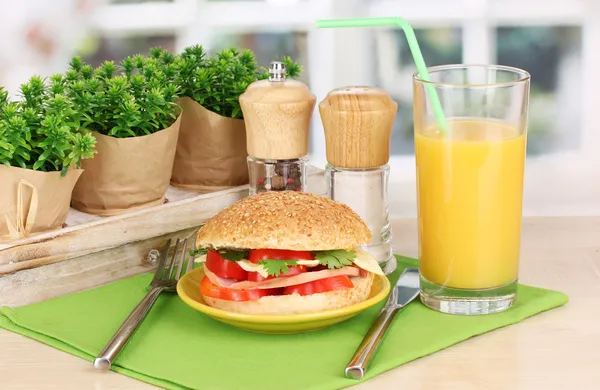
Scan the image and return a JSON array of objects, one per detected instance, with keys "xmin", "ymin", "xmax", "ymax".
[{"xmin": 414, "ymin": 64, "xmax": 530, "ymax": 315}]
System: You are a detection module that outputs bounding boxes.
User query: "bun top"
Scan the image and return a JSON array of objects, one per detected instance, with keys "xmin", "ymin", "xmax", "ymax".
[{"xmin": 196, "ymin": 191, "xmax": 371, "ymax": 251}]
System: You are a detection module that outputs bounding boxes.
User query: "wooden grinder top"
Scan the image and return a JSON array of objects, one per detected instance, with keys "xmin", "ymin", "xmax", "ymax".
[
  {"xmin": 239, "ymin": 62, "xmax": 316, "ymax": 160},
  {"xmin": 319, "ymin": 86, "xmax": 398, "ymax": 169}
]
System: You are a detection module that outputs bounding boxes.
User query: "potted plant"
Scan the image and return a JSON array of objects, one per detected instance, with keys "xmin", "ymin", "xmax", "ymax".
[
  {"xmin": 170, "ymin": 45, "xmax": 301, "ymax": 192},
  {"xmin": 0, "ymin": 77, "xmax": 96, "ymax": 241},
  {"xmin": 68, "ymin": 55, "xmax": 182, "ymax": 216}
]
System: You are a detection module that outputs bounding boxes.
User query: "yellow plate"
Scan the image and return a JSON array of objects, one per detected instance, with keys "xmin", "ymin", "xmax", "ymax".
[{"xmin": 176, "ymin": 266, "xmax": 391, "ymax": 334}]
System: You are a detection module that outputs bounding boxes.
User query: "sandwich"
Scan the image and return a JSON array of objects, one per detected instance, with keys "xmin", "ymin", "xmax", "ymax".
[{"xmin": 192, "ymin": 191, "xmax": 384, "ymax": 315}]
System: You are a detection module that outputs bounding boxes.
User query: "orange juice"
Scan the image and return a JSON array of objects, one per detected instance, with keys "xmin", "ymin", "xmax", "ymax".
[{"xmin": 415, "ymin": 119, "xmax": 526, "ymax": 289}]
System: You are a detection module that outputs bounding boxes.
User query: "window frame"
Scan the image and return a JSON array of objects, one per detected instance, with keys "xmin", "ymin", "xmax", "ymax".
[{"xmin": 92, "ymin": 0, "xmax": 600, "ymax": 216}]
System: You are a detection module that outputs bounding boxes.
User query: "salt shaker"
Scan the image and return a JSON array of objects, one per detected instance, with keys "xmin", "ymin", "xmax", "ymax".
[
  {"xmin": 239, "ymin": 61, "xmax": 316, "ymax": 195},
  {"xmin": 319, "ymin": 86, "xmax": 398, "ymax": 274}
]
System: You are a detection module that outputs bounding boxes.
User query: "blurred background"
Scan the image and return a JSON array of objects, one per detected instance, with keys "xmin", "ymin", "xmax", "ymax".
[{"xmin": 0, "ymin": 0, "xmax": 598, "ymax": 217}]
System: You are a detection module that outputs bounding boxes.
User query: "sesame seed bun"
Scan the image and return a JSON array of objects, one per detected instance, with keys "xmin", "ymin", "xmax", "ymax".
[
  {"xmin": 196, "ymin": 191, "xmax": 371, "ymax": 250},
  {"xmin": 202, "ymin": 273, "xmax": 374, "ymax": 315}
]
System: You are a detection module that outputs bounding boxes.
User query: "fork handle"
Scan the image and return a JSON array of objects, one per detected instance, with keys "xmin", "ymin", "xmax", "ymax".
[{"xmin": 94, "ymin": 286, "xmax": 164, "ymax": 370}]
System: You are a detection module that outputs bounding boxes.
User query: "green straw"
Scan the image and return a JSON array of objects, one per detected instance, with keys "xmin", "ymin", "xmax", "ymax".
[{"xmin": 316, "ymin": 17, "xmax": 448, "ymax": 132}]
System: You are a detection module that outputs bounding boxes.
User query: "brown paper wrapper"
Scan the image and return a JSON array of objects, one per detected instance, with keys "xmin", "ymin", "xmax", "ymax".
[
  {"xmin": 71, "ymin": 114, "xmax": 181, "ymax": 216},
  {"xmin": 170, "ymin": 97, "xmax": 249, "ymax": 193},
  {"xmin": 0, "ymin": 166, "xmax": 83, "ymax": 242}
]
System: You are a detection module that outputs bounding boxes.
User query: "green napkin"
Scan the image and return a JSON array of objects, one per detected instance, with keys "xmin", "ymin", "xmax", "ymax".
[{"xmin": 0, "ymin": 256, "xmax": 567, "ymax": 390}]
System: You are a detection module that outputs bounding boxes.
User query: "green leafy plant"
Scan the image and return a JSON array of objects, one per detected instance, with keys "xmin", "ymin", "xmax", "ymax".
[
  {"xmin": 189, "ymin": 248, "xmax": 208, "ymax": 258},
  {"xmin": 0, "ymin": 77, "xmax": 97, "ymax": 174},
  {"xmin": 216, "ymin": 249, "xmax": 249, "ymax": 261},
  {"xmin": 175, "ymin": 45, "xmax": 302, "ymax": 119},
  {"xmin": 258, "ymin": 250, "xmax": 356, "ymax": 276},
  {"xmin": 314, "ymin": 250, "xmax": 356, "ymax": 269},
  {"xmin": 189, "ymin": 247, "xmax": 248, "ymax": 261},
  {"xmin": 186, "ymin": 248, "xmax": 357, "ymax": 276},
  {"xmin": 259, "ymin": 259, "xmax": 299, "ymax": 277},
  {"xmin": 62, "ymin": 54, "xmax": 180, "ymax": 138}
]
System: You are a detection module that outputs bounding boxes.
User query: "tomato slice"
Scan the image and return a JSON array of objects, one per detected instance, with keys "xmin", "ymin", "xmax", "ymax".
[
  {"xmin": 283, "ymin": 275, "xmax": 354, "ymax": 296},
  {"xmin": 248, "ymin": 249, "xmax": 314, "ymax": 263},
  {"xmin": 247, "ymin": 249, "xmax": 312, "ymax": 281},
  {"xmin": 311, "ymin": 264, "xmax": 368, "ymax": 277},
  {"xmin": 355, "ymin": 266, "xmax": 369, "ymax": 278},
  {"xmin": 200, "ymin": 276, "xmax": 281, "ymax": 301},
  {"xmin": 205, "ymin": 250, "xmax": 248, "ymax": 281},
  {"xmin": 308, "ymin": 265, "xmax": 329, "ymax": 272},
  {"xmin": 247, "ymin": 265, "xmax": 307, "ymax": 282}
]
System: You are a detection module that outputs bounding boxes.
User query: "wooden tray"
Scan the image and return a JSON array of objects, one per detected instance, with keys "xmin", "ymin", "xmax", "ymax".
[{"xmin": 0, "ymin": 167, "xmax": 327, "ymax": 307}]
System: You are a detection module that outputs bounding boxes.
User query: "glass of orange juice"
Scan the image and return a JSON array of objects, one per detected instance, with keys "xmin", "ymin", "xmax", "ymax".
[{"xmin": 414, "ymin": 64, "xmax": 530, "ymax": 315}]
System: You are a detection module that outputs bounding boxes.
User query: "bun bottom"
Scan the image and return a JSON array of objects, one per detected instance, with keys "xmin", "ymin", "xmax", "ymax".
[{"xmin": 202, "ymin": 273, "xmax": 375, "ymax": 315}]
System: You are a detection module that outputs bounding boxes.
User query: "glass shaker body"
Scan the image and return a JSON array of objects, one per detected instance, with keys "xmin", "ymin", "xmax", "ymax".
[
  {"xmin": 248, "ymin": 156, "xmax": 308, "ymax": 195},
  {"xmin": 325, "ymin": 163, "xmax": 396, "ymax": 274},
  {"xmin": 240, "ymin": 61, "xmax": 315, "ymax": 193}
]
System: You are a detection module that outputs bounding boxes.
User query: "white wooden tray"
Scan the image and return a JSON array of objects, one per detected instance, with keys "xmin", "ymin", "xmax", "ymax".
[{"xmin": 0, "ymin": 167, "xmax": 326, "ymax": 306}]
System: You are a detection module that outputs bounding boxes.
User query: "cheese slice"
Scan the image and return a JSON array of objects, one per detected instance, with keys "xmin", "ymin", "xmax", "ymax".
[
  {"xmin": 194, "ymin": 253, "xmax": 270, "ymax": 277},
  {"xmin": 237, "ymin": 260, "xmax": 269, "ymax": 277},
  {"xmin": 193, "ymin": 250, "xmax": 383, "ymax": 276},
  {"xmin": 204, "ymin": 265, "xmax": 360, "ymax": 290},
  {"xmin": 352, "ymin": 248, "xmax": 385, "ymax": 276},
  {"xmin": 295, "ymin": 259, "xmax": 321, "ymax": 267},
  {"xmin": 194, "ymin": 254, "xmax": 207, "ymax": 263},
  {"xmin": 194, "ymin": 254, "xmax": 320, "ymax": 278},
  {"xmin": 237, "ymin": 259, "xmax": 323, "ymax": 277}
]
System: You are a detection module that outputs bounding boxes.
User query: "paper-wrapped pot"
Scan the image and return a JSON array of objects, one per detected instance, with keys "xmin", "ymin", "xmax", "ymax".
[
  {"xmin": 170, "ymin": 97, "xmax": 249, "ymax": 193},
  {"xmin": 0, "ymin": 165, "xmax": 83, "ymax": 242},
  {"xmin": 70, "ymin": 114, "xmax": 181, "ymax": 216}
]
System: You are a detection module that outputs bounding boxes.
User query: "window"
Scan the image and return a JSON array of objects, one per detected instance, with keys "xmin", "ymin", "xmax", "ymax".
[
  {"xmin": 211, "ymin": 32, "xmax": 310, "ymax": 85},
  {"xmin": 81, "ymin": 35, "xmax": 176, "ymax": 66},
  {"xmin": 7, "ymin": 0, "xmax": 596, "ymax": 216},
  {"xmin": 496, "ymin": 26, "xmax": 582, "ymax": 155},
  {"xmin": 375, "ymin": 27, "xmax": 463, "ymax": 155}
]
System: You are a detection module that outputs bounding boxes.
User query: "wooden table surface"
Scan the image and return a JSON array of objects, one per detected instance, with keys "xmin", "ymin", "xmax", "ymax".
[{"xmin": 1, "ymin": 217, "xmax": 599, "ymax": 390}]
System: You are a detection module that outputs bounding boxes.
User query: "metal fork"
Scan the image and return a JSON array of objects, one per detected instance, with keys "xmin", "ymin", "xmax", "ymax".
[{"xmin": 93, "ymin": 238, "xmax": 192, "ymax": 370}]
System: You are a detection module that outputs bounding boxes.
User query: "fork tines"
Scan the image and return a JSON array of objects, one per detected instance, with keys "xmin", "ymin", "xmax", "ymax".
[{"xmin": 152, "ymin": 238, "xmax": 193, "ymax": 284}]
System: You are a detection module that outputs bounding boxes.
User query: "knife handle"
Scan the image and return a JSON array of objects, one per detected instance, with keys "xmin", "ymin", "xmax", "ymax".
[{"xmin": 345, "ymin": 307, "xmax": 398, "ymax": 380}]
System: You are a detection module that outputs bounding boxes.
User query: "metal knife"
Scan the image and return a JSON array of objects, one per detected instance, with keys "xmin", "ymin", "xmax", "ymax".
[{"xmin": 345, "ymin": 267, "xmax": 420, "ymax": 380}]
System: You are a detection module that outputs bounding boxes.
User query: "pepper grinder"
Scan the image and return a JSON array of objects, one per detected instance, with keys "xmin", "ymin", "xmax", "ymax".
[
  {"xmin": 319, "ymin": 86, "xmax": 398, "ymax": 274},
  {"xmin": 239, "ymin": 61, "xmax": 316, "ymax": 195}
]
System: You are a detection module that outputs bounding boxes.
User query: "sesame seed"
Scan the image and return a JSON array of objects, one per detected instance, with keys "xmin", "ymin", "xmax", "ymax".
[{"xmin": 195, "ymin": 191, "xmax": 371, "ymax": 250}]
